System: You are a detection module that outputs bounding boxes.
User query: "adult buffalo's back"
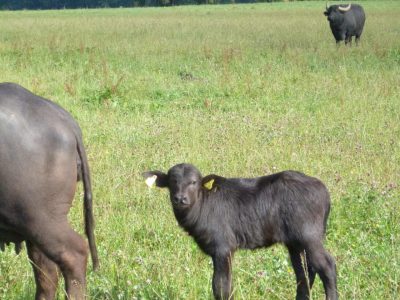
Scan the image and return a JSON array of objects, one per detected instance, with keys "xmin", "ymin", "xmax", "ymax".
[
  {"xmin": 0, "ymin": 82, "xmax": 98, "ymax": 300},
  {"xmin": 324, "ymin": 3, "xmax": 366, "ymax": 45}
]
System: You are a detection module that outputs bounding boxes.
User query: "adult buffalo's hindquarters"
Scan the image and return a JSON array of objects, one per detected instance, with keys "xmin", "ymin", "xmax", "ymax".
[
  {"xmin": 0, "ymin": 82, "xmax": 99, "ymax": 300},
  {"xmin": 144, "ymin": 164, "xmax": 338, "ymax": 300},
  {"xmin": 324, "ymin": 3, "xmax": 366, "ymax": 45}
]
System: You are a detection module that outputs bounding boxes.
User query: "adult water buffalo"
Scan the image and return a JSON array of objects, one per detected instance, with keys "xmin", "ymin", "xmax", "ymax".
[
  {"xmin": 144, "ymin": 163, "xmax": 338, "ymax": 300},
  {"xmin": 0, "ymin": 83, "xmax": 98, "ymax": 299},
  {"xmin": 324, "ymin": 3, "xmax": 366, "ymax": 45}
]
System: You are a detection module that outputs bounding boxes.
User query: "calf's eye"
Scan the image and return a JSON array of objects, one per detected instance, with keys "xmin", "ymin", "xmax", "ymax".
[{"xmin": 191, "ymin": 181, "xmax": 197, "ymax": 185}]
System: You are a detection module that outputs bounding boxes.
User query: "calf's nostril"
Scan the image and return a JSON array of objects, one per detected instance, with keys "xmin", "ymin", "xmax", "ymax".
[{"xmin": 173, "ymin": 195, "xmax": 188, "ymax": 205}]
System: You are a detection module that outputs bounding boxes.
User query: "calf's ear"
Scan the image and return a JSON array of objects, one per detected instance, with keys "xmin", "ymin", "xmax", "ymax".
[
  {"xmin": 143, "ymin": 171, "xmax": 169, "ymax": 188},
  {"xmin": 202, "ymin": 174, "xmax": 225, "ymax": 191}
]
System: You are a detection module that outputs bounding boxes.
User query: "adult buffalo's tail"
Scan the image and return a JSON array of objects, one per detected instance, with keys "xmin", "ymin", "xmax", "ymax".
[{"xmin": 76, "ymin": 136, "xmax": 99, "ymax": 271}]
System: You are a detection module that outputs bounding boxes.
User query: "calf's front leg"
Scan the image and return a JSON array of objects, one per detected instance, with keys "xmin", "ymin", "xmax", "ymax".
[{"xmin": 212, "ymin": 252, "xmax": 234, "ymax": 300}]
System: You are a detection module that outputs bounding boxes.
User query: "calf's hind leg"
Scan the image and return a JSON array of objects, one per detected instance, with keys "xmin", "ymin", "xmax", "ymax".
[
  {"xmin": 27, "ymin": 241, "xmax": 60, "ymax": 300},
  {"xmin": 305, "ymin": 241, "xmax": 338, "ymax": 300},
  {"xmin": 288, "ymin": 246, "xmax": 316, "ymax": 300},
  {"xmin": 31, "ymin": 221, "xmax": 89, "ymax": 300}
]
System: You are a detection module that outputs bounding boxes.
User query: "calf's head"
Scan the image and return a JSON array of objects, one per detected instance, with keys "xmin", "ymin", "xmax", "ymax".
[
  {"xmin": 324, "ymin": 3, "xmax": 351, "ymax": 23},
  {"xmin": 143, "ymin": 163, "xmax": 220, "ymax": 210}
]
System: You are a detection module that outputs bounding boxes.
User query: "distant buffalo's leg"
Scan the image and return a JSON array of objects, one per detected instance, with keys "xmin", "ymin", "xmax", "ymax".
[
  {"xmin": 27, "ymin": 241, "xmax": 60, "ymax": 300},
  {"xmin": 288, "ymin": 246, "xmax": 310, "ymax": 300},
  {"xmin": 345, "ymin": 35, "xmax": 352, "ymax": 46},
  {"xmin": 305, "ymin": 241, "xmax": 338, "ymax": 300},
  {"xmin": 212, "ymin": 251, "xmax": 234, "ymax": 300},
  {"xmin": 336, "ymin": 33, "xmax": 346, "ymax": 47},
  {"xmin": 31, "ymin": 221, "xmax": 88, "ymax": 300},
  {"xmin": 355, "ymin": 35, "xmax": 361, "ymax": 46}
]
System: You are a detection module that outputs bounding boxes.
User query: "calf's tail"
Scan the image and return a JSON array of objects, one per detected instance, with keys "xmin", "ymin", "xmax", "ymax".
[
  {"xmin": 323, "ymin": 191, "xmax": 331, "ymax": 237},
  {"xmin": 76, "ymin": 136, "xmax": 99, "ymax": 271}
]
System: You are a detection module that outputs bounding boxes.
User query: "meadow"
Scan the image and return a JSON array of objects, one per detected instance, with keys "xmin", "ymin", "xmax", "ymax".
[{"xmin": 0, "ymin": 1, "xmax": 399, "ymax": 299}]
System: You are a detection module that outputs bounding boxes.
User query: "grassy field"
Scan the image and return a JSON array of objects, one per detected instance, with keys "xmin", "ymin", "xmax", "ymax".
[{"xmin": 0, "ymin": 1, "xmax": 399, "ymax": 299}]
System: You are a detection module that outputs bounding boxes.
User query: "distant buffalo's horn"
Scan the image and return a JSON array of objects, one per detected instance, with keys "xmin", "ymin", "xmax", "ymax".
[
  {"xmin": 326, "ymin": 2, "xmax": 329, "ymax": 10},
  {"xmin": 338, "ymin": 3, "xmax": 351, "ymax": 12}
]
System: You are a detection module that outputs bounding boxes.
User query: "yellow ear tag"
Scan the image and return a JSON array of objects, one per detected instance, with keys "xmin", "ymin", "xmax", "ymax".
[
  {"xmin": 145, "ymin": 175, "xmax": 157, "ymax": 188},
  {"xmin": 203, "ymin": 179, "xmax": 214, "ymax": 190}
]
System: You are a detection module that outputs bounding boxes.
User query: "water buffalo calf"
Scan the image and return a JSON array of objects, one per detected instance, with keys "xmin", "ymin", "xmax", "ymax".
[
  {"xmin": 0, "ymin": 83, "xmax": 98, "ymax": 299},
  {"xmin": 324, "ymin": 3, "xmax": 366, "ymax": 45},
  {"xmin": 144, "ymin": 163, "xmax": 338, "ymax": 300}
]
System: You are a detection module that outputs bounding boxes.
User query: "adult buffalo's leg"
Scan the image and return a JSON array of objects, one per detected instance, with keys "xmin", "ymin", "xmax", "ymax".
[
  {"xmin": 288, "ymin": 246, "xmax": 312, "ymax": 300},
  {"xmin": 31, "ymin": 221, "xmax": 88, "ymax": 300},
  {"xmin": 212, "ymin": 251, "xmax": 234, "ymax": 300},
  {"xmin": 27, "ymin": 241, "xmax": 60, "ymax": 300},
  {"xmin": 305, "ymin": 241, "xmax": 338, "ymax": 300}
]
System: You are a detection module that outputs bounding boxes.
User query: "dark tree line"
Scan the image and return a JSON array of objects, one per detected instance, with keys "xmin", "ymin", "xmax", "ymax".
[{"xmin": 0, "ymin": 0, "xmax": 281, "ymax": 9}]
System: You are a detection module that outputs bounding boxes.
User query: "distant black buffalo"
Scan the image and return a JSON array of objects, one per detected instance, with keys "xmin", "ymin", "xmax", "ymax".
[
  {"xmin": 144, "ymin": 163, "xmax": 338, "ymax": 300},
  {"xmin": 0, "ymin": 83, "xmax": 98, "ymax": 300},
  {"xmin": 324, "ymin": 3, "xmax": 366, "ymax": 45}
]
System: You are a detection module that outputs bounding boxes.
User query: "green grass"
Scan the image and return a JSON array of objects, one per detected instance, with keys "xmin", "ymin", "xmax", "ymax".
[{"xmin": 0, "ymin": 1, "xmax": 399, "ymax": 299}]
